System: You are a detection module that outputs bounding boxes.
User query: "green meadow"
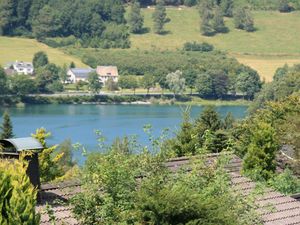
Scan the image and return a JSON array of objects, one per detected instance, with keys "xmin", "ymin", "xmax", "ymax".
[
  {"xmin": 129, "ymin": 7, "xmax": 300, "ymax": 81},
  {"xmin": 0, "ymin": 37, "xmax": 87, "ymax": 67}
]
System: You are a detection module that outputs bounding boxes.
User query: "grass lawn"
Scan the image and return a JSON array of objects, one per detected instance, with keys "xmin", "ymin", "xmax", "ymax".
[
  {"xmin": 0, "ymin": 37, "xmax": 87, "ymax": 67},
  {"xmin": 129, "ymin": 7, "xmax": 300, "ymax": 81}
]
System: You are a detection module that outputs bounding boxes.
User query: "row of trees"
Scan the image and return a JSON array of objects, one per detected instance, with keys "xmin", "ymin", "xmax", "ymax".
[
  {"xmin": 0, "ymin": 0, "xmax": 130, "ymax": 48},
  {"xmin": 200, "ymin": 0, "xmax": 255, "ymax": 36},
  {"xmin": 81, "ymin": 49, "xmax": 262, "ymax": 99},
  {"xmin": 128, "ymin": 0, "xmax": 169, "ymax": 34}
]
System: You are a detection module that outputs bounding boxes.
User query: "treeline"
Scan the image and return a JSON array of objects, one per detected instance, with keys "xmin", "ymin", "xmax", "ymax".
[
  {"xmin": 250, "ymin": 63, "xmax": 300, "ymax": 111},
  {"xmin": 132, "ymin": 0, "xmax": 300, "ymax": 9},
  {"xmin": 76, "ymin": 49, "xmax": 262, "ymax": 99},
  {"xmin": 0, "ymin": 0, "xmax": 130, "ymax": 48}
]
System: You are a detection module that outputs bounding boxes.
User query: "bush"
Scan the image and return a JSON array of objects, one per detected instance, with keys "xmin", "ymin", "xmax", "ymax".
[
  {"xmin": 0, "ymin": 158, "xmax": 40, "ymax": 224},
  {"xmin": 183, "ymin": 41, "xmax": 214, "ymax": 52},
  {"xmin": 268, "ymin": 169, "xmax": 300, "ymax": 195}
]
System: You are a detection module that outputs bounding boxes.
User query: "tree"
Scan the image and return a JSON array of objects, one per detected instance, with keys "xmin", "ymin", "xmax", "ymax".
[
  {"xmin": 183, "ymin": 69, "xmax": 197, "ymax": 94},
  {"xmin": 0, "ymin": 111, "xmax": 14, "ymax": 139},
  {"xmin": 0, "ymin": 66, "xmax": 8, "ymax": 95},
  {"xmin": 32, "ymin": 5, "xmax": 62, "ymax": 40},
  {"xmin": 141, "ymin": 74, "xmax": 156, "ymax": 94},
  {"xmin": 70, "ymin": 61, "xmax": 76, "ymax": 68},
  {"xmin": 0, "ymin": 0, "xmax": 15, "ymax": 35},
  {"xmin": 152, "ymin": 0, "xmax": 169, "ymax": 34},
  {"xmin": 35, "ymin": 66, "xmax": 60, "ymax": 93},
  {"xmin": 197, "ymin": 105, "xmax": 222, "ymax": 132},
  {"xmin": 0, "ymin": 159, "xmax": 40, "ymax": 224},
  {"xmin": 32, "ymin": 51, "xmax": 48, "ymax": 69},
  {"xmin": 223, "ymin": 112, "xmax": 235, "ymax": 130},
  {"xmin": 166, "ymin": 70, "xmax": 185, "ymax": 98},
  {"xmin": 212, "ymin": 6, "xmax": 227, "ymax": 33},
  {"xmin": 278, "ymin": 0, "xmax": 292, "ymax": 12},
  {"xmin": 196, "ymin": 72, "xmax": 214, "ymax": 97},
  {"xmin": 32, "ymin": 128, "xmax": 64, "ymax": 182},
  {"xmin": 128, "ymin": 1, "xmax": 144, "ymax": 33},
  {"xmin": 88, "ymin": 71, "xmax": 102, "ymax": 94},
  {"xmin": 171, "ymin": 107, "xmax": 198, "ymax": 156},
  {"xmin": 200, "ymin": 3, "xmax": 214, "ymax": 36},
  {"xmin": 243, "ymin": 122, "xmax": 279, "ymax": 181},
  {"xmin": 233, "ymin": 7, "xmax": 255, "ymax": 32},
  {"xmin": 220, "ymin": 0, "xmax": 234, "ymax": 17},
  {"xmin": 235, "ymin": 72, "xmax": 261, "ymax": 99},
  {"xmin": 9, "ymin": 75, "xmax": 37, "ymax": 95},
  {"xmin": 118, "ymin": 75, "xmax": 139, "ymax": 94},
  {"xmin": 106, "ymin": 77, "xmax": 119, "ymax": 91}
]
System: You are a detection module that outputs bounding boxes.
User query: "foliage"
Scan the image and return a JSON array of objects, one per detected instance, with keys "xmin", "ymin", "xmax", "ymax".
[
  {"xmin": 278, "ymin": 0, "xmax": 292, "ymax": 12},
  {"xmin": 152, "ymin": 0, "xmax": 169, "ymax": 34},
  {"xmin": 32, "ymin": 51, "xmax": 49, "ymax": 68},
  {"xmin": 0, "ymin": 110, "xmax": 14, "ymax": 139},
  {"xmin": 141, "ymin": 74, "xmax": 156, "ymax": 94},
  {"xmin": 118, "ymin": 75, "xmax": 139, "ymax": 94},
  {"xmin": 166, "ymin": 70, "xmax": 186, "ymax": 97},
  {"xmin": 183, "ymin": 41, "xmax": 214, "ymax": 52},
  {"xmin": 268, "ymin": 169, "xmax": 300, "ymax": 195},
  {"xmin": 250, "ymin": 66, "xmax": 300, "ymax": 111},
  {"xmin": 8, "ymin": 75, "xmax": 37, "ymax": 95},
  {"xmin": 220, "ymin": 0, "xmax": 234, "ymax": 17},
  {"xmin": 77, "ymin": 49, "xmax": 262, "ymax": 99},
  {"xmin": 128, "ymin": 1, "xmax": 144, "ymax": 34},
  {"xmin": 135, "ymin": 156, "xmax": 260, "ymax": 225},
  {"xmin": 88, "ymin": 71, "xmax": 102, "ymax": 94},
  {"xmin": 106, "ymin": 77, "xmax": 119, "ymax": 91},
  {"xmin": 242, "ymin": 122, "xmax": 279, "ymax": 181},
  {"xmin": 0, "ymin": 66, "xmax": 8, "ymax": 95},
  {"xmin": 32, "ymin": 128, "xmax": 64, "ymax": 182},
  {"xmin": 34, "ymin": 63, "xmax": 65, "ymax": 93},
  {"xmin": 0, "ymin": 0, "xmax": 129, "ymax": 49},
  {"xmin": 233, "ymin": 7, "xmax": 255, "ymax": 32},
  {"xmin": 0, "ymin": 157, "xmax": 40, "ymax": 224}
]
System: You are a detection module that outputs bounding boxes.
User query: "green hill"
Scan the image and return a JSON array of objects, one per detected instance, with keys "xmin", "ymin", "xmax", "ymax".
[
  {"xmin": 0, "ymin": 37, "xmax": 86, "ymax": 68},
  {"xmin": 129, "ymin": 7, "xmax": 300, "ymax": 81}
]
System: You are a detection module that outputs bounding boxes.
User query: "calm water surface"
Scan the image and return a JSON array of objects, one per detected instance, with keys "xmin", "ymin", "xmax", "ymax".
[{"xmin": 0, "ymin": 104, "xmax": 247, "ymax": 163}]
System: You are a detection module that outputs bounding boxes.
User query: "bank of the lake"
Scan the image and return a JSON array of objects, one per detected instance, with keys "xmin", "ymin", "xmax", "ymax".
[
  {"xmin": 0, "ymin": 104, "xmax": 248, "ymax": 164},
  {"xmin": 0, "ymin": 94, "xmax": 250, "ymax": 107}
]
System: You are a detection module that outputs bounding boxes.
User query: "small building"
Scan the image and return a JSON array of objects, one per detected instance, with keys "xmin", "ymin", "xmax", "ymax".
[
  {"xmin": 4, "ymin": 61, "xmax": 34, "ymax": 75},
  {"xmin": 66, "ymin": 68, "xmax": 95, "ymax": 83},
  {"xmin": 0, "ymin": 137, "xmax": 44, "ymax": 188},
  {"xmin": 96, "ymin": 66, "xmax": 119, "ymax": 84}
]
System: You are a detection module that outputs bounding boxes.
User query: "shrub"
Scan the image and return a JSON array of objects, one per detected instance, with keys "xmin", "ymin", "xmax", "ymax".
[
  {"xmin": 183, "ymin": 41, "xmax": 214, "ymax": 52},
  {"xmin": 0, "ymin": 158, "xmax": 40, "ymax": 224}
]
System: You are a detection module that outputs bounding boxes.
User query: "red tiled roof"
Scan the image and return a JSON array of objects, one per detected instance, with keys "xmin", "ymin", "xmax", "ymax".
[{"xmin": 36, "ymin": 154, "xmax": 300, "ymax": 225}]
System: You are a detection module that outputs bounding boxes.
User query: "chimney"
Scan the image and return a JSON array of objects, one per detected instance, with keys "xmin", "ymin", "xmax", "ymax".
[{"xmin": 0, "ymin": 137, "xmax": 43, "ymax": 189}]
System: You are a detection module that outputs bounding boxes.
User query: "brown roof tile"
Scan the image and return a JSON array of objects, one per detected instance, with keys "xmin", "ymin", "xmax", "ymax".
[{"xmin": 36, "ymin": 153, "xmax": 300, "ymax": 225}]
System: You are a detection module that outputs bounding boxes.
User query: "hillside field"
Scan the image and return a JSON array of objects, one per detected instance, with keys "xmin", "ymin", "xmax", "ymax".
[
  {"xmin": 0, "ymin": 37, "xmax": 87, "ymax": 68},
  {"xmin": 129, "ymin": 7, "xmax": 300, "ymax": 81}
]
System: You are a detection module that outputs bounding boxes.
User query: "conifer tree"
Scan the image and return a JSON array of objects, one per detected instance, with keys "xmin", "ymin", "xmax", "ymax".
[
  {"xmin": 199, "ymin": 0, "xmax": 214, "ymax": 36},
  {"xmin": 233, "ymin": 7, "xmax": 255, "ymax": 32},
  {"xmin": 278, "ymin": 0, "xmax": 291, "ymax": 12},
  {"xmin": 0, "ymin": 111, "xmax": 14, "ymax": 139},
  {"xmin": 152, "ymin": 0, "xmax": 169, "ymax": 34},
  {"xmin": 220, "ymin": 0, "xmax": 234, "ymax": 17},
  {"xmin": 212, "ymin": 6, "xmax": 227, "ymax": 33},
  {"xmin": 128, "ymin": 1, "xmax": 144, "ymax": 33}
]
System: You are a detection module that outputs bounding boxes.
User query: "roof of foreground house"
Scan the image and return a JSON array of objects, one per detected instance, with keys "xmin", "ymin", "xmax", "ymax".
[{"xmin": 37, "ymin": 154, "xmax": 300, "ymax": 225}]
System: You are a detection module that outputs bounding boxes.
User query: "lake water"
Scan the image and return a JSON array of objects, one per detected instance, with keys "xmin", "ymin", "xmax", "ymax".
[{"xmin": 0, "ymin": 104, "xmax": 247, "ymax": 163}]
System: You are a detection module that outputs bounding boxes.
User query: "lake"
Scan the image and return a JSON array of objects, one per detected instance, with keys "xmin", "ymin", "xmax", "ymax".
[{"xmin": 0, "ymin": 104, "xmax": 248, "ymax": 163}]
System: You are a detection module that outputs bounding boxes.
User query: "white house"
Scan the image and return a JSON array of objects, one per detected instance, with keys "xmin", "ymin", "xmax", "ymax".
[
  {"xmin": 96, "ymin": 66, "xmax": 119, "ymax": 84},
  {"xmin": 4, "ymin": 61, "xmax": 34, "ymax": 75},
  {"xmin": 66, "ymin": 68, "xmax": 95, "ymax": 83}
]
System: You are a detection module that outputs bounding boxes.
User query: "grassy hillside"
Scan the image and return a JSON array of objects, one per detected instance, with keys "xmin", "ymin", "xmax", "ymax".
[
  {"xmin": 0, "ymin": 37, "xmax": 86, "ymax": 68},
  {"xmin": 129, "ymin": 7, "xmax": 300, "ymax": 81}
]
